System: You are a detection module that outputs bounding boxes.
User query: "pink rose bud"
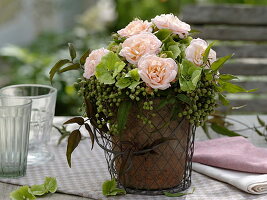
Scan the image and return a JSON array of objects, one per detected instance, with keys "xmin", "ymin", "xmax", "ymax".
[
  {"xmin": 185, "ymin": 38, "xmax": 216, "ymax": 67},
  {"xmin": 137, "ymin": 54, "xmax": 178, "ymax": 90},
  {"xmin": 117, "ymin": 19, "xmax": 152, "ymax": 38},
  {"xmin": 83, "ymin": 48, "xmax": 110, "ymax": 79},
  {"xmin": 152, "ymin": 14, "xmax": 191, "ymax": 39}
]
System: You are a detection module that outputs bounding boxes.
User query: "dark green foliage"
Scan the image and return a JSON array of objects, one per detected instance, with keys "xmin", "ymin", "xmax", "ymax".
[
  {"xmin": 210, "ymin": 123, "xmax": 243, "ymax": 137},
  {"xmin": 66, "ymin": 130, "xmax": 82, "ymax": 167}
]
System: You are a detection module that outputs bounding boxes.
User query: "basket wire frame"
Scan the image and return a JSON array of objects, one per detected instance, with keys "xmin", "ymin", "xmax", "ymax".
[{"xmin": 93, "ymin": 104, "xmax": 196, "ymax": 195}]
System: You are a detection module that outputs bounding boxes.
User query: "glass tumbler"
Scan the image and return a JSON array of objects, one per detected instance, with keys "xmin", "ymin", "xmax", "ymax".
[
  {"xmin": 0, "ymin": 97, "xmax": 32, "ymax": 178},
  {"xmin": 0, "ymin": 84, "xmax": 57, "ymax": 165}
]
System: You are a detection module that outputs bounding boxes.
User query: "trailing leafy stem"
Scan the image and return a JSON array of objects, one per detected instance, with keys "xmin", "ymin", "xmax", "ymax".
[
  {"xmin": 202, "ymin": 111, "xmax": 267, "ymax": 140},
  {"xmin": 49, "ymin": 43, "xmax": 82, "ymax": 83},
  {"xmin": 63, "ymin": 117, "xmax": 95, "ymax": 167}
]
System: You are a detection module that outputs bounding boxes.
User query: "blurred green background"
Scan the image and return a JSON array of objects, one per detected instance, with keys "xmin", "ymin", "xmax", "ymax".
[{"xmin": 0, "ymin": 0, "xmax": 266, "ymax": 116}]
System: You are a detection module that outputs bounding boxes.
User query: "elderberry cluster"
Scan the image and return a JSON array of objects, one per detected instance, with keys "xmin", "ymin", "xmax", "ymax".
[
  {"xmin": 74, "ymin": 75, "xmax": 161, "ymax": 134},
  {"xmin": 176, "ymin": 77, "xmax": 216, "ymax": 126},
  {"xmin": 74, "ymin": 73, "xmax": 216, "ymax": 133}
]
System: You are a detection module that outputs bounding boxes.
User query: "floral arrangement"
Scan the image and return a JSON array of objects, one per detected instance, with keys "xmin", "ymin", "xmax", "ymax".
[{"xmin": 50, "ymin": 14, "xmax": 253, "ymax": 169}]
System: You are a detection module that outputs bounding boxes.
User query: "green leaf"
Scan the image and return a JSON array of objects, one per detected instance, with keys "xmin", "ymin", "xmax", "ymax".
[
  {"xmin": 211, "ymin": 123, "xmax": 244, "ymax": 137},
  {"xmin": 168, "ymin": 44, "xmax": 181, "ymax": 59},
  {"xmin": 220, "ymin": 81, "xmax": 256, "ymax": 93},
  {"xmin": 64, "ymin": 117, "xmax": 84, "ymax": 125},
  {"xmin": 117, "ymin": 101, "xmax": 132, "ymax": 134},
  {"xmin": 128, "ymin": 81, "xmax": 140, "ymax": 89},
  {"xmin": 66, "ymin": 130, "xmax": 82, "ymax": 167},
  {"xmin": 179, "ymin": 60, "xmax": 202, "ymax": 92},
  {"xmin": 58, "ymin": 63, "xmax": 80, "ymax": 73},
  {"xmin": 218, "ymin": 93, "xmax": 230, "ymax": 106},
  {"xmin": 44, "ymin": 177, "xmax": 57, "ymax": 193},
  {"xmin": 254, "ymin": 126, "xmax": 264, "ymax": 136},
  {"xmin": 179, "ymin": 76, "xmax": 194, "ymax": 92},
  {"xmin": 203, "ymin": 41, "xmax": 215, "ymax": 65},
  {"xmin": 116, "ymin": 69, "xmax": 140, "ymax": 89},
  {"xmin": 30, "ymin": 185, "xmax": 46, "ymax": 196},
  {"xmin": 211, "ymin": 54, "xmax": 233, "ymax": 71},
  {"xmin": 177, "ymin": 94, "xmax": 192, "ymax": 105},
  {"xmin": 68, "ymin": 43, "xmax": 76, "ymax": 61},
  {"xmin": 257, "ymin": 116, "xmax": 265, "ymax": 126},
  {"xmin": 80, "ymin": 49, "xmax": 90, "ymax": 65},
  {"xmin": 127, "ymin": 68, "xmax": 140, "ymax": 81},
  {"xmin": 49, "ymin": 59, "xmax": 71, "ymax": 82},
  {"xmin": 160, "ymin": 51, "xmax": 173, "ymax": 58},
  {"xmin": 116, "ymin": 77, "xmax": 131, "ymax": 89},
  {"xmin": 219, "ymin": 74, "xmax": 239, "ymax": 81},
  {"xmin": 95, "ymin": 52, "xmax": 126, "ymax": 84},
  {"xmin": 10, "ymin": 177, "xmax": 58, "ymax": 200},
  {"xmin": 155, "ymin": 29, "xmax": 172, "ymax": 41},
  {"xmin": 205, "ymin": 72, "xmax": 213, "ymax": 81},
  {"xmin": 102, "ymin": 179, "xmax": 126, "ymax": 196},
  {"xmin": 164, "ymin": 187, "xmax": 195, "ymax": 197},
  {"xmin": 85, "ymin": 123, "xmax": 95, "ymax": 150},
  {"xmin": 10, "ymin": 186, "xmax": 36, "ymax": 200},
  {"xmin": 191, "ymin": 70, "xmax": 202, "ymax": 86},
  {"xmin": 108, "ymin": 189, "xmax": 126, "ymax": 196}
]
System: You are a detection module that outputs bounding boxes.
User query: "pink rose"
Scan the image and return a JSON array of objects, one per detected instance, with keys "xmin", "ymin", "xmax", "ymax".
[
  {"xmin": 117, "ymin": 19, "xmax": 152, "ymax": 38},
  {"xmin": 119, "ymin": 33, "xmax": 162, "ymax": 64},
  {"xmin": 185, "ymin": 38, "xmax": 216, "ymax": 67},
  {"xmin": 83, "ymin": 48, "xmax": 110, "ymax": 79},
  {"xmin": 152, "ymin": 14, "xmax": 191, "ymax": 39},
  {"xmin": 138, "ymin": 54, "xmax": 178, "ymax": 90}
]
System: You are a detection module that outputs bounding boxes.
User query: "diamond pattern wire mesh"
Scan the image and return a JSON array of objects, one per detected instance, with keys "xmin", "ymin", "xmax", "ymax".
[{"xmin": 94, "ymin": 103, "xmax": 196, "ymax": 195}]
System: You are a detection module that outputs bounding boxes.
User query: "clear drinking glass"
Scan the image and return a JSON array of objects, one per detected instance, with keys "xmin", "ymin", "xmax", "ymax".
[
  {"xmin": 0, "ymin": 84, "xmax": 57, "ymax": 165},
  {"xmin": 0, "ymin": 97, "xmax": 32, "ymax": 178}
]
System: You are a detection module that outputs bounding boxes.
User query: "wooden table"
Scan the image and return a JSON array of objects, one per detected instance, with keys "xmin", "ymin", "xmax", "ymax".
[{"xmin": 1, "ymin": 115, "xmax": 267, "ymax": 200}]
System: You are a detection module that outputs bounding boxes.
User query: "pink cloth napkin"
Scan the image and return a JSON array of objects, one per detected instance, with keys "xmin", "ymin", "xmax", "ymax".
[{"xmin": 193, "ymin": 136, "xmax": 267, "ymax": 174}]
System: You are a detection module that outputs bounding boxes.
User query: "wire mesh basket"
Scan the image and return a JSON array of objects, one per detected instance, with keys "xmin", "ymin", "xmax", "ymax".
[{"xmin": 94, "ymin": 103, "xmax": 196, "ymax": 195}]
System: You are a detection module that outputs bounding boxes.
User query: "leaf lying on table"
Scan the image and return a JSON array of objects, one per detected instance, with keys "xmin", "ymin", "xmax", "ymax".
[
  {"xmin": 102, "ymin": 179, "xmax": 126, "ymax": 196},
  {"xmin": 164, "ymin": 187, "xmax": 195, "ymax": 197},
  {"xmin": 10, "ymin": 177, "xmax": 58, "ymax": 200},
  {"xmin": 10, "ymin": 186, "xmax": 36, "ymax": 200},
  {"xmin": 44, "ymin": 177, "xmax": 57, "ymax": 193}
]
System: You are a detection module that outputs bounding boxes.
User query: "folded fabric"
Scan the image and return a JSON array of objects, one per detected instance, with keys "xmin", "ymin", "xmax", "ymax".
[
  {"xmin": 193, "ymin": 136, "xmax": 267, "ymax": 173},
  {"xmin": 192, "ymin": 162, "xmax": 267, "ymax": 194}
]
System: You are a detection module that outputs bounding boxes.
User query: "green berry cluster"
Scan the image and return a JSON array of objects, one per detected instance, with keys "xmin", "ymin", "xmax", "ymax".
[
  {"xmin": 74, "ymin": 72, "xmax": 216, "ymax": 133},
  {"xmin": 176, "ymin": 77, "xmax": 216, "ymax": 126},
  {"xmin": 74, "ymin": 74, "xmax": 161, "ymax": 134}
]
